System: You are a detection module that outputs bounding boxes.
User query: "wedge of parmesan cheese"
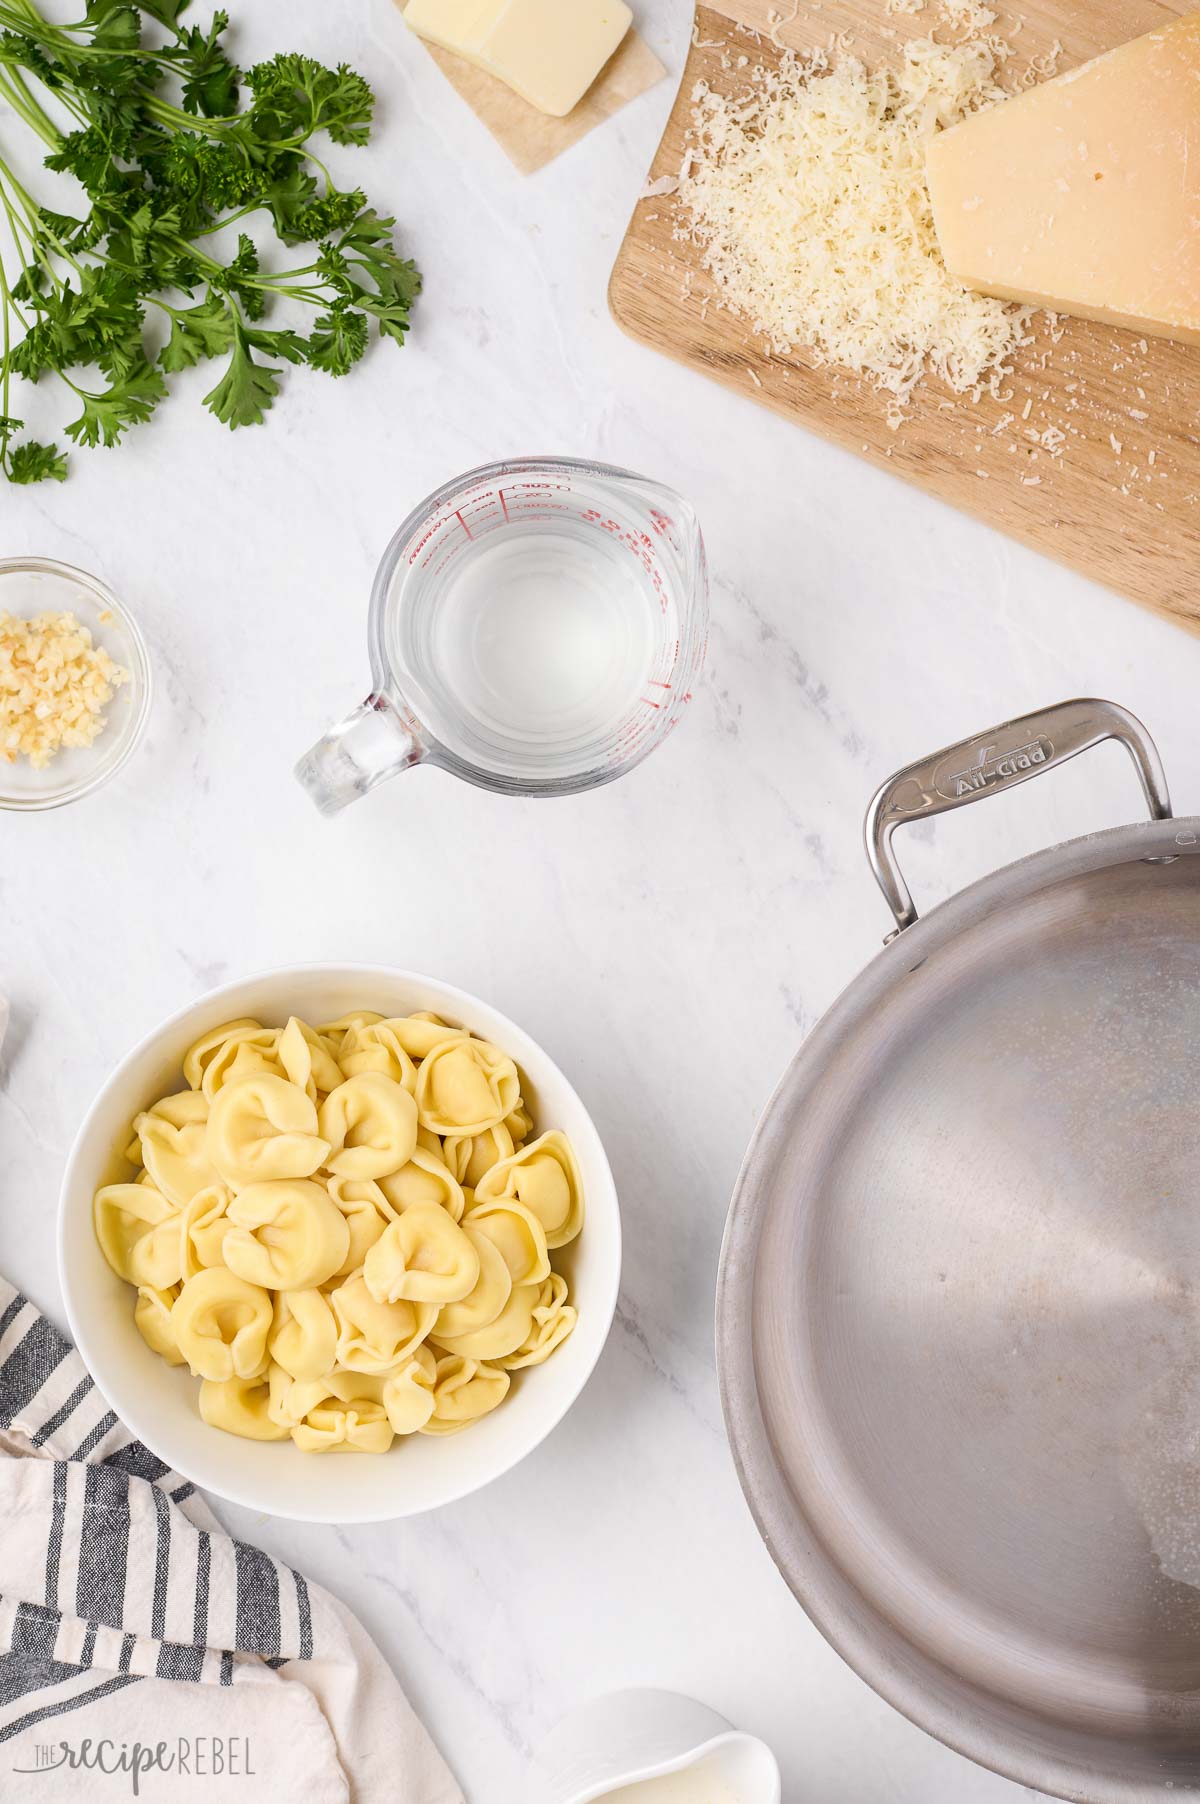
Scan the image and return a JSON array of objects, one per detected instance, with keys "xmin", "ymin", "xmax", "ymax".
[{"xmin": 926, "ymin": 13, "xmax": 1200, "ymax": 345}]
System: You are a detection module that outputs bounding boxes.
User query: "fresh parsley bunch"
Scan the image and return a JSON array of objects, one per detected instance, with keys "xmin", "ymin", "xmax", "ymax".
[{"xmin": 0, "ymin": 0, "xmax": 421, "ymax": 484}]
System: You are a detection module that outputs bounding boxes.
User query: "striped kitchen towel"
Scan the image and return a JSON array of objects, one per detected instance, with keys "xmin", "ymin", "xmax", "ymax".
[{"xmin": 0, "ymin": 1280, "xmax": 463, "ymax": 1804}]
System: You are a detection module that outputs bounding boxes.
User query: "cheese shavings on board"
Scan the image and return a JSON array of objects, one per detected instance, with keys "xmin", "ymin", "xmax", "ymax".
[{"xmin": 675, "ymin": 27, "xmax": 1032, "ymax": 413}]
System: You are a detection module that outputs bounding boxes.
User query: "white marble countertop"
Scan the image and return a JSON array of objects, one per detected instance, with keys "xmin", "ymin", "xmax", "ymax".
[{"xmin": 3, "ymin": 2, "xmax": 1200, "ymax": 1798}]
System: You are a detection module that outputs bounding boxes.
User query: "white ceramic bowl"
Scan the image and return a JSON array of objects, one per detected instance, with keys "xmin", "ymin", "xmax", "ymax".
[{"xmin": 58, "ymin": 964, "xmax": 621, "ymax": 1522}]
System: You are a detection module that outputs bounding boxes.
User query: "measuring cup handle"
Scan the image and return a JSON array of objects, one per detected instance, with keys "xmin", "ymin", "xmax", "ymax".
[{"xmin": 295, "ymin": 694, "xmax": 424, "ymax": 815}]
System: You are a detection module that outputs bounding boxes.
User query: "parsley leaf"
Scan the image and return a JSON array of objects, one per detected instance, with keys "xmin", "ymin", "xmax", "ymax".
[
  {"xmin": 328, "ymin": 209, "xmax": 422, "ymax": 344},
  {"xmin": 157, "ymin": 131, "xmax": 254, "ymax": 217},
  {"xmin": 7, "ymin": 439, "xmax": 68, "ymax": 483},
  {"xmin": 174, "ymin": 12, "xmax": 239, "ymax": 118},
  {"xmin": 65, "ymin": 356, "xmax": 167, "ymax": 447},
  {"xmin": 305, "ymin": 303, "xmax": 367, "ymax": 376},
  {"xmin": 159, "ymin": 290, "xmax": 234, "ymax": 371},
  {"xmin": 246, "ymin": 53, "xmax": 374, "ymax": 147},
  {"xmin": 202, "ymin": 314, "xmax": 281, "ymax": 428},
  {"xmin": 243, "ymin": 323, "xmax": 309, "ymax": 365},
  {"xmin": 0, "ymin": 31, "xmax": 64, "ymax": 91},
  {"xmin": 214, "ymin": 231, "xmax": 266, "ymax": 320},
  {"xmin": 37, "ymin": 206, "xmax": 101, "ymax": 253},
  {"xmin": 44, "ymin": 124, "xmax": 130, "ymax": 194},
  {"xmin": 262, "ymin": 160, "xmax": 365, "ymax": 245},
  {"xmin": 1, "ymin": 414, "xmax": 67, "ymax": 485},
  {"xmin": 84, "ymin": 2, "xmax": 142, "ymax": 54},
  {"xmin": 136, "ymin": 0, "xmax": 192, "ymax": 25}
]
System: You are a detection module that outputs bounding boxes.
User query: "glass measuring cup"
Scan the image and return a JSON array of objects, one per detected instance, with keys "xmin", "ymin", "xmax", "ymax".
[{"xmin": 295, "ymin": 457, "xmax": 708, "ymax": 814}]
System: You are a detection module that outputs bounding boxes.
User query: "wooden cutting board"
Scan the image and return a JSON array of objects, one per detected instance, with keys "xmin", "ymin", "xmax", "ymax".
[{"xmin": 609, "ymin": 0, "xmax": 1200, "ymax": 632}]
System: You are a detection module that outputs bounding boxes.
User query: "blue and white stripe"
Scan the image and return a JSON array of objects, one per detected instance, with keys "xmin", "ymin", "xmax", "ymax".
[{"xmin": 0, "ymin": 1280, "xmax": 319, "ymax": 1742}]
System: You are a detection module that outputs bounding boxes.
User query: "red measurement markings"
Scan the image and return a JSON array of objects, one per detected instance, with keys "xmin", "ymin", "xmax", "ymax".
[
  {"xmin": 407, "ymin": 512, "xmax": 447, "ymax": 565},
  {"xmin": 427, "ymin": 543, "xmax": 462, "ymax": 582},
  {"xmin": 460, "ymin": 491, "xmax": 501, "ymax": 519}
]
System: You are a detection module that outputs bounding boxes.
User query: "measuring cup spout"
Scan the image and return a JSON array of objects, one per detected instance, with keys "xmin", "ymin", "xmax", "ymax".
[{"xmin": 295, "ymin": 693, "xmax": 423, "ymax": 815}]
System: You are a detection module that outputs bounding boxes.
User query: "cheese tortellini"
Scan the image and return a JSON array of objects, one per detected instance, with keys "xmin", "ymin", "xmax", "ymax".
[
  {"xmin": 181, "ymin": 1184, "xmax": 232, "ymax": 1278},
  {"xmin": 465, "ymin": 1196, "xmax": 551, "ymax": 1287},
  {"xmin": 223, "ymin": 1180, "xmax": 350, "ymax": 1289},
  {"xmin": 363, "ymin": 1204, "xmax": 480, "ymax": 1307},
  {"xmin": 182, "ymin": 1018, "xmax": 265, "ymax": 1093},
  {"xmin": 278, "ymin": 1016, "xmax": 344, "ymax": 1100},
  {"xmin": 475, "ymin": 1131, "xmax": 584, "ymax": 1250},
  {"xmin": 329, "ymin": 1271, "xmax": 437, "ymax": 1373},
  {"xmin": 171, "ymin": 1268, "xmax": 273, "ymax": 1383},
  {"xmin": 207, "ymin": 1074, "xmax": 330, "ymax": 1188},
  {"xmin": 269, "ymin": 1287, "xmax": 338, "ymax": 1381},
  {"xmin": 319, "ymin": 1073, "xmax": 419, "ymax": 1180},
  {"xmin": 442, "ymin": 1122, "xmax": 515, "ymax": 1190},
  {"xmin": 377, "ymin": 1147, "xmax": 465, "ymax": 1220},
  {"xmin": 420, "ymin": 1356, "xmax": 510, "ymax": 1435},
  {"xmin": 133, "ymin": 1091, "xmax": 218, "ymax": 1206},
  {"xmin": 199, "ymin": 1373, "xmax": 289, "ymax": 1441},
  {"xmin": 325, "ymin": 1176, "xmax": 396, "ymax": 1275},
  {"xmin": 95, "ymin": 1183, "xmax": 183, "ymax": 1288},
  {"xmin": 414, "ymin": 1036, "xmax": 520, "ymax": 1136},
  {"xmin": 134, "ymin": 1283, "xmax": 184, "ymax": 1364},
  {"xmin": 95, "ymin": 1006, "xmax": 584, "ymax": 1454},
  {"xmin": 335, "ymin": 1020, "xmax": 418, "ymax": 1091}
]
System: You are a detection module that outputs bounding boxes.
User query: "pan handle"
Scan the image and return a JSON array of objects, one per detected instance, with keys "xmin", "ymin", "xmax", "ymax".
[{"xmin": 865, "ymin": 698, "xmax": 1172, "ymax": 938}]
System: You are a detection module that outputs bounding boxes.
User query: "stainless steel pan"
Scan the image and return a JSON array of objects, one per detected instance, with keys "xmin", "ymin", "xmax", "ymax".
[{"xmin": 717, "ymin": 699, "xmax": 1200, "ymax": 1803}]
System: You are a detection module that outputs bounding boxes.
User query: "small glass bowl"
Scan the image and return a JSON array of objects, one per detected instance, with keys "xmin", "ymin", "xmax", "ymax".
[{"xmin": 0, "ymin": 557, "xmax": 152, "ymax": 812}]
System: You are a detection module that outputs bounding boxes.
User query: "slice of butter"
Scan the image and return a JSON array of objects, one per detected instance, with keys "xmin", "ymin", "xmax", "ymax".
[
  {"xmin": 405, "ymin": 0, "xmax": 633, "ymax": 118},
  {"xmin": 403, "ymin": 0, "xmax": 492, "ymax": 56},
  {"xmin": 926, "ymin": 13, "xmax": 1200, "ymax": 345}
]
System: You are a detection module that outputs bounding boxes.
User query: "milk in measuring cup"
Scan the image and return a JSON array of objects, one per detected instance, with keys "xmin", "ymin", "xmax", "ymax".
[
  {"xmin": 602, "ymin": 1766, "xmax": 744, "ymax": 1803},
  {"xmin": 390, "ymin": 471, "xmax": 661, "ymax": 778}
]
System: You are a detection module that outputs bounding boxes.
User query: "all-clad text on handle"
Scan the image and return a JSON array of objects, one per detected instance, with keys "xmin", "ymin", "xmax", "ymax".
[{"xmin": 864, "ymin": 698, "xmax": 1173, "ymax": 937}]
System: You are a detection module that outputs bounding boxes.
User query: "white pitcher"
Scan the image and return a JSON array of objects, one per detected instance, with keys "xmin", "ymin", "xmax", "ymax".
[{"xmin": 529, "ymin": 1689, "xmax": 781, "ymax": 1804}]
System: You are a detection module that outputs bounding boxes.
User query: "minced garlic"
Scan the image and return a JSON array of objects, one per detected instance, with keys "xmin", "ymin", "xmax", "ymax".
[{"xmin": 0, "ymin": 611, "xmax": 128, "ymax": 768}]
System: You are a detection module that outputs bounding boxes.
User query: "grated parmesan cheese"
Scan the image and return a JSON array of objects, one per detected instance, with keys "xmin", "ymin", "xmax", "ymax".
[
  {"xmin": 0, "ymin": 611, "xmax": 127, "ymax": 768},
  {"xmin": 939, "ymin": 0, "xmax": 996, "ymax": 32},
  {"xmin": 675, "ymin": 31, "xmax": 1032, "ymax": 412}
]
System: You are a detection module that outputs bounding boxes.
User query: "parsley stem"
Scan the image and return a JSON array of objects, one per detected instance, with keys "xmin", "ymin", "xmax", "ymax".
[
  {"xmin": 0, "ymin": 152, "xmax": 42, "ymax": 220},
  {"xmin": 0, "ymin": 67, "xmax": 59, "ymax": 148},
  {"xmin": 0, "ymin": 158, "xmax": 60, "ymax": 294},
  {"xmin": 190, "ymin": 202, "xmax": 260, "ymax": 239},
  {"xmin": 0, "ymin": 1, "xmax": 183, "ymax": 78},
  {"xmin": 0, "ymin": 242, "xmax": 12, "ymax": 444},
  {"xmin": 8, "ymin": 56, "xmax": 87, "ymax": 134},
  {"xmin": 2, "ymin": 62, "xmax": 63, "ymax": 140}
]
